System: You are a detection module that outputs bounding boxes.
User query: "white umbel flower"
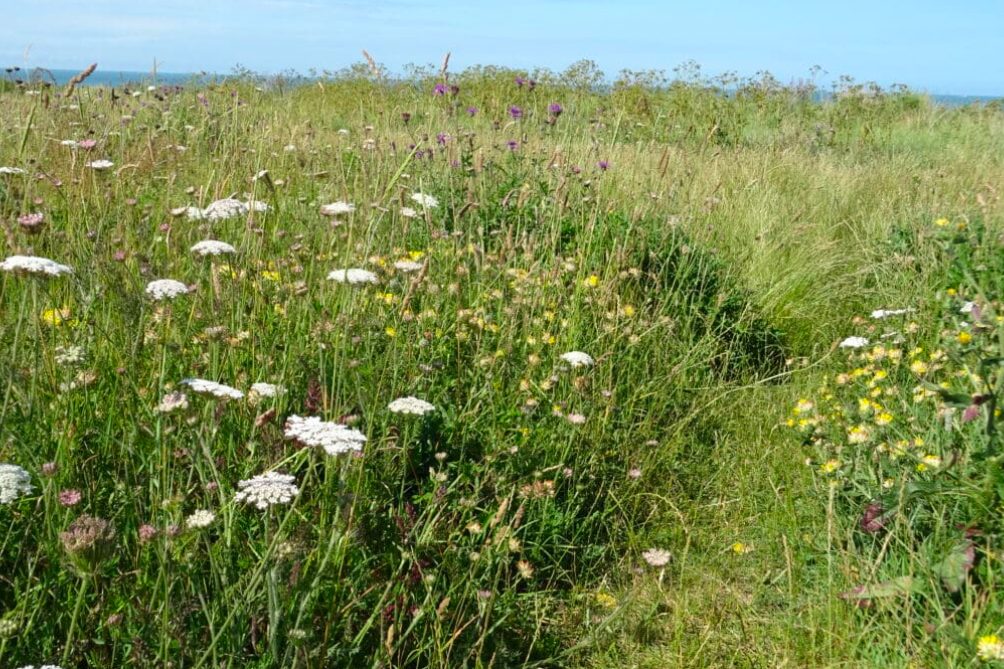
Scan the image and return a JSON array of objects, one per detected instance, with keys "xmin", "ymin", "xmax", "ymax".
[
  {"xmin": 327, "ymin": 268, "xmax": 378, "ymax": 285},
  {"xmin": 156, "ymin": 391, "xmax": 189, "ymax": 413},
  {"xmin": 15, "ymin": 664, "xmax": 64, "ymax": 669},
  {"xmin": 641, "ymin": 548, "xmax": 671, "ymax": 567},
  {"xmin": 560, "ymin": 351, "xmax": 595, "ymax": 368},
  {"xmin": 0, "ymin": 464, "xmax": 33, "ymax": 504},
  {"xmin": 284, "ymin": 415, "xmax": 366, "ymax": 456},
  {"xmin": 387, "ymin": 396, "xmax": 436, "ymax": 415},
  {"xmin": 839, "ymin": 336, "xmax": 869, "ymax": 349},
  {"xmin": 191, "ymin": 240, "xmax": 236, "ymax": 256},
  {"xmin": 181, "ymin": 378, "xmax": 244, "ymax": 400},
  {"xmin": 145, "ymin": 279, "xmax": 190, "ymax": 300},
  {"xmin": 320, "ymin": 201, "xmax": 356, "ymax": 216},
  {"xmin": 870, "ymin": 308, "xmax": 913, "ymax": 319},
  {"xmin": 0, "ymin": 166, "xmax": 26, "ymax": 175},
  {"xmin": 393, "ymin": 260, "xmax": 424, "ymax": 273},
  {"xmin": 85, "ymin": 159, "xmax": 114, "ymax": 170},
  {"xmin": 399, "ymin": 207, "xmax": 418, "ymax": 219},
  {"xmin": 960, "ymin": 301, "xmax": 977, "ymax": 314},
  {"xmin": 185, "ymin": 509, "xmax": 216, "ymax": 529},
  {"xmin": 0, "ymin": 255, "xmax": 72, "ymax": 277},
  {"xmin": 200, "ymin": 198, "xmax": 247, "ymax": 221},
  {"xmin": 410, "ymin": 192, "xmax": 438, "ymax": 208},
  {"xmin": 235, "ymin": 471, "xmax": 299, "ymax": 510},
  {"xmin": 249, "ymin": 382, "xmax": 284, "ymax": 398}
]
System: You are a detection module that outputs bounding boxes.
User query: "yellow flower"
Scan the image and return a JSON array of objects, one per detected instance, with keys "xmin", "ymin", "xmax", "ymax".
[
  {"xmin": 794, "ymin": 399, "xmax": 814, "ymax": 414},
  {"xmin": 621, "ymin": 305, "xmax": 636, "ymax": 317},
  {"xmin": 260, "ymin": 270, "xmax": 280, "ymax": 282},
  {"xmin": 909, "ymin": 360, "xmax": 929, "ymax": 375},
  {"xmin": 819, "ymin": 459, "xmax": 840, "ymax": 474},
  {"xmin": 977, "ymin": 634, "xmax": 1004, "ymax": 661},
  {"xmin": 875, "ymin": 412, "xmax": 894, "ymax": 426},
  {"xmin": 934, "ymin": 217, "xmax": 949, "ymax": 227},
  {"xmin": 731, "ymin": 542, "xmax": 753, "ymax": 554},
  {"xmin": 385, "ymin": 326, "xmax": 397, "ymax": 338},
  {"xmin": 41, "ymin": 306, "xmax": 76, "ymax": 328},
  {"xmin": 593, "ymin": 592, "xmax": 617, "ymax": 608},
  {"xmin": 957, "ymin": 331, "xmax": 972, "ymax": 345},
  {"xmin": 584, "ymin": 274, "xmax": 600, "ymax": 288}
]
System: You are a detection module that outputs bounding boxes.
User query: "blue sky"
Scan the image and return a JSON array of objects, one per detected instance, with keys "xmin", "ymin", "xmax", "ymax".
[{"xmin": 2, "ymin": 0, "xmax": 1002, "ymax": 95}]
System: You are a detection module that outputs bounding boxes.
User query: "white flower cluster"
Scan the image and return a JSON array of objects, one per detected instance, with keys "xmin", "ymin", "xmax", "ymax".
[
  {"xmin": 0, "ymin": 464, "xmax": 33, "ymax": 504},
  {"xmin": 184, "ymin": 198, "xmax": 269, "ymax": 221},
  {"xmin": 186, "ymin": 509, "xmax": 216, "ymax": 529},
  {"xmin": 86, "ymin": 159, "xmax": 114, "ymax": 170},
  {"xmin": 560, "ymin": 351, "xmax": 595, "ymax": 368},
  {"xmin": 191, "ymin": 240, "xmax": 236, "ymax": 256},
  {"xmin": 327, "ymin": 268, "xmax": 378, "ymax": 285},
  {"xmin": 399, "ymin": 207, "xmax": 418, "ymax": 219},
  {"xmin": 320, "ymin": 201, "xmax": 356, "ymax": 216},
  {"xmin": 54, "ymin": 345, "xmax": 86, "ymax": 366},
  {"xmin": 145, "ymin": 279, "xmax": 190, "ymax": 300},
  {"xmin": 15, "ymin": 664, "xmax": 63, "ymax": 669},
  {"xmin": 181, "ymin": 378, "xmax": 244, "ymax": 400},
  {"xmin": 870, "ymin": 308, "xmax": 913, "ymax": 319},
  {"xmin": 387, "ymin": 396, "xmax": 436, "ymax": 416},
  {"xmin": 839, "ymin": 336, "xmax": 869, "ymax": 349},
  {"xmin": 410, "ymin": 192, "xmax": 438, "ymax": 208},
  {"xmin": 249, "ymin": 382, "xmax": 284, "ymax": 398},
  {"xmin": 0, "ymin": 255, "xmax": 73, "ymax": 277},
  {"xmin": 0, "ymin": 166, "xmax": 26, "ymax": 175},
  {"xmin": 235, "ymin": 471, "xmax": 299, "ymax": 510},
  {"xmin": 156, "ymin": 391, "xmax": 189, "ymax": 413},
  {"xmin": 284, "ymin": 415, "xmax": 367, "ymax": 456},
  {"xmin": 393, "ymin": 259, "xmax": 423, "ymax": 273}
]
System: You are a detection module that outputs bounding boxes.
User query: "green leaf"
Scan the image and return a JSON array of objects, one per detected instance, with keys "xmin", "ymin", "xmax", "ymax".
[{"xmin": 936, "ymin": 540, "xmax": 975, "ymax": 593}]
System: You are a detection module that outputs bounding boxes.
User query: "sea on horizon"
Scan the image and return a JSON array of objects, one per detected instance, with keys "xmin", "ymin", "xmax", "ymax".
[{"xmin": 3, "ymin": 67, "xmax": 1000, "ymax": 106}]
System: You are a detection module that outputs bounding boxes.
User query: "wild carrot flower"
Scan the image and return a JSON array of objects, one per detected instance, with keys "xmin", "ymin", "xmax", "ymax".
[
  {"xmin": 85, "ymin": 159, "xmax": 114, "ymax": 170},
  {"xmin": 393, "ymin": 259, "xmax": 423, "ymax": 272},
  {"xmin": 185, "ymin": 509, "xmax": 215, "ymax": 529},
  {"xmin": 870, "ymin": 308, "xmax": 912, "ymax": 319},
  {"xmin": 156, "ymin": 391, "xmax": 189, "ymax": 413},
  {"xmin": 58, "ymin": 489, "xmax": 82, "ymax": 507},
  {"xmin": 410, "ymin": 192, "xmax": 439, "ymax": 208},
  {"xmin": 642, "ymin": 548, "xmax": 671, "ymax": 567},
  {"xmin": 191, "ymin": 240, "xmax": 236, "ymax": 256},
  {"xmin": 234, "ymin": 472, "xmax": 299, "ymax": 510},
  {"xmin": 0, "ymin": 166, "xmax": 26, "ymax": 175},
  {"xmin": 0, "ymin": 464, "xmax": 33, "ymax": 504},
  {"xmin": 560, "ymin": 351, "xmax": 595, "ymax": 368},
  {"xmin": 17, "ymin": 212, "xmax": 44, "ymax": 233},
  {"xmin": 320, "ymin": 201, "xmax": 355, "ymax": 216},
  {"xmin": 0, "ymin": 255, "xmax": 72, "ymax": 277},
  {"xmin": 327, "ymin": 268, "xmax": 378, "ymax": 285},
  {"xmin": 180, "ymin": 378, "xmax": 244, "ymax": 400},
  {"xmin": 60, "ymin": 515, "xmax": 116, "ymax": 567},
  {"xmin": 145, "ymin": 279, "xmax": 190, "ymax": 301},
  {"xmin": 839, "ymin": 336, "xmax": 869, "ymax": 349},
  {"xmin": 387, "ymin": 396, "xmax": 436, "ymax": 415},
  {"xmin": 249, "ymin": 382, "xmax": 283, "ymax": 399},
  {"xmin": 284, "ymin": 415, "xmax": 366, "ymax": 456}
]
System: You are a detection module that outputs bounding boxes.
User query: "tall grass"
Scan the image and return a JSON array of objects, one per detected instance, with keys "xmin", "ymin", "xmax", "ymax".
[{"xmin": 0, "ymin": 63, "xmax": 1002, "ymax": 667}]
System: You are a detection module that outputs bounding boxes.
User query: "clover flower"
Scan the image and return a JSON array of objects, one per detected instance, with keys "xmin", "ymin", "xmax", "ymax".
[
  {"xmin": 327, "ymin": 268, "xmax": 378, "ymax": 285},
  {"xmin": 145, "ymin": 279, "xmax": 190, "ymax": 301},
  {"xmin": 234, "ymin": 471, "xmax": 299, "ymax": 510},
  {"xmin": 0, "ymin": 464, "xmax": 33, "ymax": 504},
  {"xmin": 387, "ymin": 396, "xmax": 436, "ymax": 415},
  {"xmin": 284, "ymin": 415, "xmax": 366, "ymax": 456},
  {"xmin": 0, "ymin": 255, "xmax": 72, "ymax": 277},
  {"xmin": 191, "ymin": 240, "xmax": 236, "ymax": 256},
  {"xmin": 180, "ymin": 378, "xmax": 244, "ymax": 400}
]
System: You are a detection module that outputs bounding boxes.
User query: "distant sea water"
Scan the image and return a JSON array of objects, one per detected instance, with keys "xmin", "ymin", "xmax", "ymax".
[{"xmin": 10, "ymin": 68, "xmax": 1002, "ymax": 107}]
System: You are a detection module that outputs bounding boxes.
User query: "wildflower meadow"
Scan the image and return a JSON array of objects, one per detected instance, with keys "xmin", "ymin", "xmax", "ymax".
[{"xmin": 1, "ymin": 61, "xmax": 1004, "ymax": 667}]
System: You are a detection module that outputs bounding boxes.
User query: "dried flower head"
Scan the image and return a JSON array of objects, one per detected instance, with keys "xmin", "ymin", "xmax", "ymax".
[{"xmin": 60, "ymin": 514, "xmax": 116, "ymax": 569}]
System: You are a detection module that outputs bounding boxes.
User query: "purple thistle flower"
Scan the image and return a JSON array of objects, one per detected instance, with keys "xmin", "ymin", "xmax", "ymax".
[
  {"xmin": 401, "ymin": 112, "xmax": 412, "ymax": 124},
  {"xmin": 466, "ymin": 106, "xmax": 478, "ymax": 116},
  {"xmin": 436, "ymin": 132, "xmax": 450, "ymax": 145},
  {"xmin": 449, "ymin": 84, "xmax": 460, "ymax": 96},
  {"xmin": 515, "ymin": 76, "xmax": 525, "ymax": 87},
  {"xmin": 598, "ymin": 160, "xmax": 610, "ymax": 171},
  {"xmin": 548, "ymin": 102, "xmax": 563, "ymax": 116},
  {"xmin": 509, "ymin": 105, "xmax": 523, "ymax": 119},
  {"xmin": 507, "ymin": 140, "xmax": 519, "ymax": 151},
  {"xmin": 433, "ymin": 83, "xmax": 447, "ymax": 96}
]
